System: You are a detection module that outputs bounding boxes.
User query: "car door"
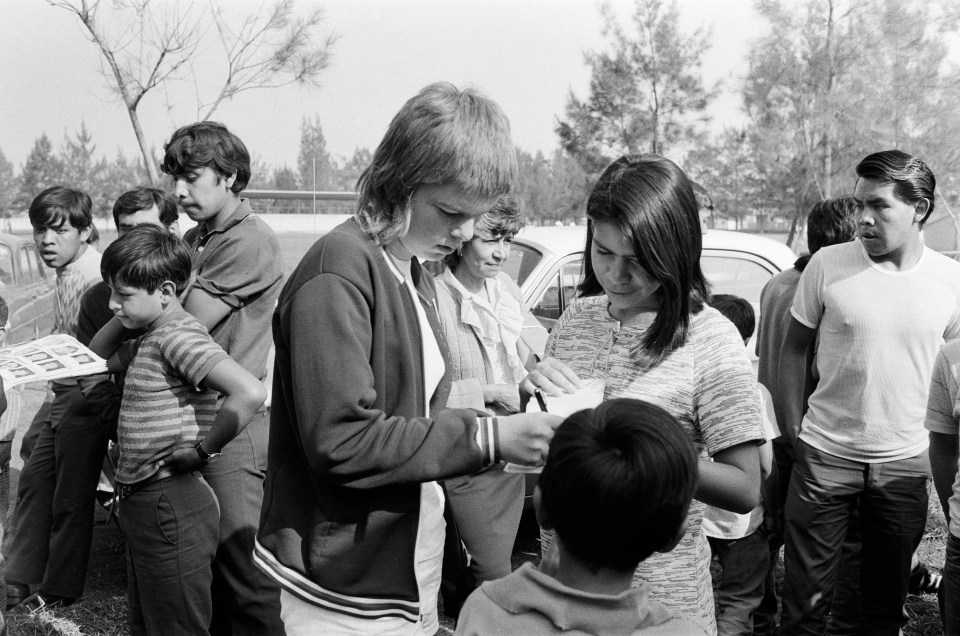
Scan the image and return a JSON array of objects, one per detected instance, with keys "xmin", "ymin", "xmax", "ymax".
[
  {"xmin": 2, "ymin": 241, "xmax": 55, "ymax": 344},
  {"xmin": 700, "ymin": 248, "xmax": 785, "ymax": 370},
  {"xmin": 527, "ymin": 257, "xmax": 584, "ymax": 332}
]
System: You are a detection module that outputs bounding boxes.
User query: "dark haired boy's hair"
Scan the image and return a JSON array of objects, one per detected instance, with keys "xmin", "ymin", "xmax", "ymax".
[
  {"xmin": 539, "ymin": 398, "xmax": 698, "ymax": 572},
  {"xmin": 101, "ymin": 225, "xmax": 192, "ymax": 295},
  {"xmin": 806, "ymin": 197, "xmax": 858, "ymax": 255},
  {"xmin": 29, "ymin": 186, "xmax": 99, "ymax": 244},
  {"xmin": 709, "ymin": 294, "xmax": 755, "ymax": 342},
  {"xmin": 161, "ymin": 121, "xmax": 251, "ymax": 193},
  {"xmin": 112, "ymin": 186, "xmax": 179, "ymax": 229},
  {"xmin": 855, "ymin": 149, "xmax": 935, "ymax": 229},
  {"xmin": 0, "ymin": 295, "xmax": 9, "ymax": 327}
]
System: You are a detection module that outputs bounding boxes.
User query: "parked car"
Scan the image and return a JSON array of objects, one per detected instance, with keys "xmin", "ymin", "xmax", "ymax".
[
  {"xmin": 505, "ymin": 226, "xmax": 798, "ymax": 365},
  {"xmin": 0, "ymin": 233, "xmax": 56, "ymax": 345}
]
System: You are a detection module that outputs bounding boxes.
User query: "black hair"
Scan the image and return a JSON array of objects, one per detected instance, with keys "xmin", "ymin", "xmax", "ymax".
[
  {"xmin": 0, "ymin": 295, "xmax": 9, "ymax": 327},
  {"xmin": 161, "ymin": 121, "xmax": 251, "ymax": 193},
  {"xmin": 28, "ymin": 186, "xmax": 99, "ymax": 244},
  {"xmin": 806, "ymin": 196, "xmax": 858, "ymax": 255},
  {"xmin": 539, "ymin": 398, "xmax": 698, "ymax": 572},
  {"xmin": 579, "ymin": 155, "xmax": 709, "ymax": 364},
  {"xmin": 101, "ymin": 225, "xmax": 192, "ymax": 295},
  {"xmin": 855, "ymin": 150, "xmax": 935, "ymax": 229},
  {"xmin": 112, "ymin": 186, "xmax": 179, "ymax": 229},
  {"xmin": 709, "ymin": 294, "xmax": 755, "ymax": 342}
]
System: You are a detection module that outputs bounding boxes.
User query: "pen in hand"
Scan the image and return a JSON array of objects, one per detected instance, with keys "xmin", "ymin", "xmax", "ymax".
[
  {"xmin": 531, "ymin": 353, "xmax": 549, "ymax": 412},
  {"xmin": 534, "ymin": 388, "xmax": 548, "ymax": 412}
]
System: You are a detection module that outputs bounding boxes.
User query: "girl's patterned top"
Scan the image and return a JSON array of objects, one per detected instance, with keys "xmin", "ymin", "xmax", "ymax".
[{"xmin": 543, "ymin": 295, "xmax": 764, "ymax": 635}]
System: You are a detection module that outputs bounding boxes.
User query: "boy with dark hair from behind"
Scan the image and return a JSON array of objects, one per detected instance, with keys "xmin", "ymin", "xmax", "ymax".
[
  {"xmin": 455, "ymin": 398, "xmax": 707, "ymax": 635},
  {"xmin": 708, "ymin": 294, "xmax": 755, "ymax": 343},
  {"xmin": 88, "ymin": 225, "xmax": 266, "ymax": 635},
  {"xmin": 703, "ymin": 294, "xmax": 779, "ymax": 636}
]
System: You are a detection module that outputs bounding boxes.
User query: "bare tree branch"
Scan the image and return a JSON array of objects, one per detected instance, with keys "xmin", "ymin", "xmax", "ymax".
[
  {"xmin": 47, "ymin": 0, "xmax": 335, "ymax": 182},
  {"xmin": 199, "ymin": 0, "xmax": 338, "ymax": 121}
]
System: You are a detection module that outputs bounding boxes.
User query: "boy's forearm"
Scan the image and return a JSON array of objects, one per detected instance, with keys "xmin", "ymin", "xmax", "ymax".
[
  {"xmin": 89, "ymin": 316, "xmax": 126, "ymax": 359},
  {"xmin": 930, "ymin": 432, "xmax": 959, "ymax": 521},
  {"xmin": 777, "ymin": 318, "xmax": 817, "ymax": 448},
  {"xmin": 697, "ymin": 459, "xmax": 760, "ymax": 514},
  {"xmin": 200, "ymin": 393, "xmax": 263, "ymax": 453}
]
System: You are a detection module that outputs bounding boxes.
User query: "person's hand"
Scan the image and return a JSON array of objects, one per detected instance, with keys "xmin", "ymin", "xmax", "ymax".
[
  {"xmin": 483, "ymin": 383, "xmax": 521, "ymax": 413},
  {"xmin": 498, "ymin": 412, "xmax": 564, "ymax": 466},
  {"xmin": 520, "ymin": 358, "xmax": 580, "ymax": 397},
  {"xmin": 159, "ymin": 447, "xmax": 204, "ymax": 474}
]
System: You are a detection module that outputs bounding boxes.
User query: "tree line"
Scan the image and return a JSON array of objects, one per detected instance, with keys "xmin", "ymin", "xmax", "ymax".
[
  {"xmin": 0, "ymin": 117, "xmax": 591, "ymax": 225},
  {"xmin": 557, "ymin": 0, "xmax": 960, "ymax": 246},
  {"xmin": 11, "ymin": 0, "xmax": 959, "ymax": 238}
]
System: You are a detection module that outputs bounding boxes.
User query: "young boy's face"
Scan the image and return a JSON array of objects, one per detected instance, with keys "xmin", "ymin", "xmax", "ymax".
[
  {"xmin": 33, "ymin": 220, "xmax": 91, "ymax": 270},
  {"xmin": 108, "ymin": 283, "xmax": 165, "ymax": 330},
  {"xmin": 173, "ymin": 167, "xmax": 234, "ymax": 225}
]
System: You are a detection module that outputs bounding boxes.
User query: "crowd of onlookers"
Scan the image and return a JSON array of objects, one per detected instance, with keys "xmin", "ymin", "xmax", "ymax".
[{"xmin": 0, "ymin": 81, "xmax": 957, "ymax": 636}]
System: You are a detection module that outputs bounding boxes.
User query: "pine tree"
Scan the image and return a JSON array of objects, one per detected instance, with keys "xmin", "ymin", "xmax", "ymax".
[
  {"xmin": 16, "ymin": 134, "xmax": 62, "ymax": 211},
  {"xmin": 297, "ymin": 116, "xmax": 336, "ymax": 191},
  {"xmin": 557, "ymin": 0, "xmax": 714, "ymax": 176}
]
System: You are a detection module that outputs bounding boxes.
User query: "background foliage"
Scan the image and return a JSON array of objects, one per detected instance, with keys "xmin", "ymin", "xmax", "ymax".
[{"xmin": 6, "ymin": 0, "xmax": 960, "ymax": 240}]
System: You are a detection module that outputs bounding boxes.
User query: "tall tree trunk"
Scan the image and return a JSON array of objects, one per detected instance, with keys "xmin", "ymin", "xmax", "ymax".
[
  {"xmin": 786, "ymin": 210, "xmax": 800, "ymax": 250},
  {"xmin": 822, "ymin": 0, "xmax": 836, "ymax": 198},
  {"xmin": 127, "ymin": 107, "xmax": 159, "ymax": 184}
]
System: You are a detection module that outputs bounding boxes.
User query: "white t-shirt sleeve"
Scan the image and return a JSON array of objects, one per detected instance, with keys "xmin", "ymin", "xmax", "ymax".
[
  {"xmin": 926, "ymin": 347, "xmax": 960, "ymax": 435},
  {"xmin": 790, "ymin": 251, "xmax": 825, "ymax": 329}
]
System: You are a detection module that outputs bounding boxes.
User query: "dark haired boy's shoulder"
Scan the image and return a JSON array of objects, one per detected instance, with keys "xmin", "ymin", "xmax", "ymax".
[{"xmin": 458, "ymin": 563, "xmax": 710, "ymax": 635}]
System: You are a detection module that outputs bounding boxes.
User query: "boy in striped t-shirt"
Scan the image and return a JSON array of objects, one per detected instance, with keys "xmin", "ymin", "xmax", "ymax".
[{"xmin": 88, "ymin": 225, "xmax": 266, "ymax": 636}]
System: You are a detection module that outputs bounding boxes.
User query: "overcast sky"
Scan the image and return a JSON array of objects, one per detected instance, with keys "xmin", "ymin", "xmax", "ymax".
[{"xmin": 1, "ymin": 0, "xmax": 764, "ymax": 171}]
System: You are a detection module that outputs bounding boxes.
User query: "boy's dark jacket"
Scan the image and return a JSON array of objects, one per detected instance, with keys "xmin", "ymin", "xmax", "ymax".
[{"xmin": 256, "ymin": 218, "xmax": 488, "ymax": 622}]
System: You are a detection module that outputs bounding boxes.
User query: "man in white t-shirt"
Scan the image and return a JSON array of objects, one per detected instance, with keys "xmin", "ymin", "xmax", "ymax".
[{"xmin": 778, "ymin": 150, "xmax": 960, "ymax": 635}]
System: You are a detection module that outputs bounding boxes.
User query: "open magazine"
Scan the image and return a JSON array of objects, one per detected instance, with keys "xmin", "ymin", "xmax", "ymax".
[{"xmin": 0, "ymin": 334, "xmax": 108, "ymax": 388}]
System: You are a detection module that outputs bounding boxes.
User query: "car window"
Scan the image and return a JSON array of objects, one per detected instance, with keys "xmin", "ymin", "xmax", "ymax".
[
  {"xmin": 0, "ymin": 245, "xmax": 14, "ymax": 285},
  {"xmin": 19, "ymin": 246, "xmax": 36, "ymax": 284},
  {"xmin": 503, "ymin": 242, "xmax": 543, "ymax": 288},
  {"xmin": 701, "ymin": 254, "xmax": 774, "ymax": 306},
  {"xmin": 531, "ymin": 259, "xmax": 583, "ymax": 330},
  {"xmin": 24, "ymin": 245, "xmax": 46, "ymax": 281}
]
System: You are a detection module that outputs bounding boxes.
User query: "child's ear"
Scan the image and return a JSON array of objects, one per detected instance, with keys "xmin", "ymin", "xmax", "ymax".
[
  {"xmin": 79, "ymin": 225, "xmax": 93, "ymax": 243},
  {"xmin": 533, "ymin": 485, "xmax": 552, "ymax": 531},
  {"xmin": 167, "ymin": 221, "xmax": 181, "ymax": 237},
  {"xmin": 159, "ymin": 281, "xmax": 179, "ymax": 304}
]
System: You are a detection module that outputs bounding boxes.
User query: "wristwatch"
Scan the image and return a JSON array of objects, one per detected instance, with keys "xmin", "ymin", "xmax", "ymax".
[{"xmin": 195, "ymin": 441, "xmax": 222, "ymax": 465}]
